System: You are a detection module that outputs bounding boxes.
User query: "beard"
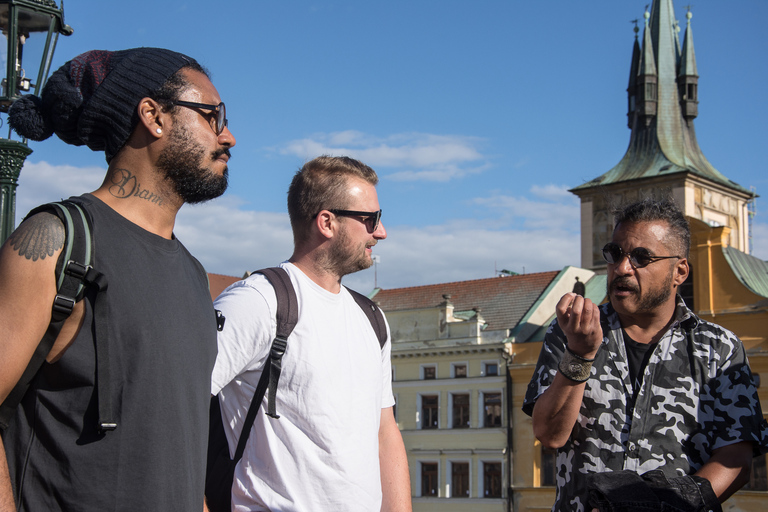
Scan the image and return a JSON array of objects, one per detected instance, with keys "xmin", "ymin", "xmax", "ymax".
[
  {"xmin": 608, "ymin": 270, "xmax": 674, "ymax": 314},
  {"xmin": 328, "ymin": 225, "xmax": 374, "ymax": 277},
  {"xmin": 157, "ymin": 125, "xmax": 229, "ymax": 204}
]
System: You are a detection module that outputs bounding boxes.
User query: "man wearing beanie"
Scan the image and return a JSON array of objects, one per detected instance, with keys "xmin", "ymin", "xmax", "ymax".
[{"xmin": 0, "ymin": 47, "xmax": 236, "ymax": 511}]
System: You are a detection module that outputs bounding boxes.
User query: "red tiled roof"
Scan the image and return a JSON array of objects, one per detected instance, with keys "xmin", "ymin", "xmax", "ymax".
[
  {"xmin": 372, "ymin": 271, "xmax": 560, "ymax": 331},
  {"xmin": 208, "ymin": 273, "xmax": 241, "ymax": 301}
]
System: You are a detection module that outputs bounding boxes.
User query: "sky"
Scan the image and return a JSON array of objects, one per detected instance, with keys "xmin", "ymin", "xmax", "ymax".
[{"xmin": 5, "ymin": 0, "xmax": 767, "ymax": 293}]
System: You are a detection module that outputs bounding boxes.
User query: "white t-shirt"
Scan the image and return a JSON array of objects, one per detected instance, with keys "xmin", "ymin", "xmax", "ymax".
[{"xmin": 211, "ymin": 262, "xmax": 394, "ymax": 512}]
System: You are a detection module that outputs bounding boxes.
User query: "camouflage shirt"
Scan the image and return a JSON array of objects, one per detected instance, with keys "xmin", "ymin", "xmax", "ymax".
[{"xmin": 522, "ymin": 296, "xmax": 768, "ymax": 512}]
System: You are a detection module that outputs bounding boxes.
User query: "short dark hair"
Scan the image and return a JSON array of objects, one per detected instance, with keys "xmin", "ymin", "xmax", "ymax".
[
  {"xmin": 613, "ymin": 198, "xmax": 690, "ymax": 258},
  {"xmin": 287, "ymin": 156, "xmax": 378, "ymax": 244}
]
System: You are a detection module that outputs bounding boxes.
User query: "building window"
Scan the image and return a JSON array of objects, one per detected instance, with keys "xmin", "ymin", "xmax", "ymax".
[
  {"xmin": 541, "ymin": 447, "xmax": 557, "ymax": 487},
  {"xmin": 451, "ymin": 462, "xmax": 470, "ymax": 498},
  {"xmin": 484, "ymin": 362, "xmax": 498, "ymax": 376},
  {"xmin": 452, "ymin": 393, "xmax": 470, "ymax": 428},
  {"xmin": 423, "ymin": 365, "xmax": 436, "ymax": 380},
  {"xmin": 745, "ymin": 453, "xmax": 767, "ymax": 491},
  {"xmin": 483, "ymin": 462, "xmax": 502, "ymax": 498},
  {"xmin": 422, "ymin": 395, "xmax": 439, "ymax": 429},
  {"xmin": 453, "ymin": 364, "xmax": 467, "ymax": 378},
  {"xmin": 421, "ymin": 462, "xmax": 438, "ymax": 497},
  {"xmin": 483, "ymin": 392, "xmax": 502, "ymax": 428}
]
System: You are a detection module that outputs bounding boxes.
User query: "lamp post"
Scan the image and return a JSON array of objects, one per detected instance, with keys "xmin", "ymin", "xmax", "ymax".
[{"xmin": 0, "ymin": 0, "xmax": 72, "ymax": 243}]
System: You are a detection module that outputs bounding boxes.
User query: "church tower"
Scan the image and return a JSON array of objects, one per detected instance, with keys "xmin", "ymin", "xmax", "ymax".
[{"xmin": 571, "ymin": 0, "xmax": 756, "ymax": 270}]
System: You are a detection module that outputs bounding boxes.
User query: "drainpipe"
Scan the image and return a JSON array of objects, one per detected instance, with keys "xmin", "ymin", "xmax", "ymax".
[{"xmin": 501, "ymin": 347, "xmax": 514, "ymax": 512}]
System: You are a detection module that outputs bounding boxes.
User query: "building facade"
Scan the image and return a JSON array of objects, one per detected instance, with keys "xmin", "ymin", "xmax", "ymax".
[{"xmin": 373, "ymin": 267, "xmax": 605, "ymax": 511}]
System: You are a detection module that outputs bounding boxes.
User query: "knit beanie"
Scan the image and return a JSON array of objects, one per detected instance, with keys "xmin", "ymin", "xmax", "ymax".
[{"xmin": 8, "ymin": 47, "xmax": 199, "ymax": 162}]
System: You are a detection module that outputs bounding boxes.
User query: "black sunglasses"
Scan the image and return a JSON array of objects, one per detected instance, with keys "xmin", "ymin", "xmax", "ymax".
[
  {"xmin": 171, "ymin": 100, "xmax": 228, "ymax": 134},
  {"xmin": 602, "ymin": 242, "xmax": 680, "ymax": 269},
  {"xmin": 328, "ymin": 209, "xmax": 382, "ymax": 233}
]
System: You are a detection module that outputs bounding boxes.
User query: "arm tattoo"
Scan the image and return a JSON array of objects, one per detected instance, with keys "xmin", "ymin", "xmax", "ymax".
[{"xmin": 7, "ymin": 213, "xmax": 65, "ymax": 261}]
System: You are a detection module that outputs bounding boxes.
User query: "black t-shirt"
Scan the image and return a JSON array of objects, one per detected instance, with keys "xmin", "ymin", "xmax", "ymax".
[{"xmin": 623, "ymin": 329, "xmax": 657, "ymax": 397}]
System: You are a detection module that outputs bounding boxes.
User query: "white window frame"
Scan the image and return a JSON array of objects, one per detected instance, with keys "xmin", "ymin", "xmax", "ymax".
[
  {"xmin": 420, "ymin": 363, "xmax": 437, "ymax": 380},
  {"xmin": 418, "ymin": 460, "xmax": 440, "ymax": 498},
  {"xmin": 451, "ymin": 361, "xmax": 469, "ymax": 378},
  {"xmin": 479, "ymin": 459, "xmax": 504, "ymax": 499},
  {"xmin": 448, "ymin": 390, "xmax": 472, "ymax": 429},
  {"xmin": 482, "ymin": 360, "xmax": 500, "ymax": 377},
  {"xmin": 479, "ymin": 389, "xmax": 504, "ymax": 428},
  {"xmin": 448, "ymin": 459, "xmax": 472, "ymax": 498},
  {"xmin": 417, "ymin": 392, "xmax": 440, "ymax": 430}
]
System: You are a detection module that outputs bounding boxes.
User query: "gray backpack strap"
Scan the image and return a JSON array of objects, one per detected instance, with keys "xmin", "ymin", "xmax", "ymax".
[
  {"xmin": 0, "ymin": 201, "xmax": 109, "ymax": 431},
  {"xmin": 257, "ymin": 267, "xmax": 299, "ymax": 420}
]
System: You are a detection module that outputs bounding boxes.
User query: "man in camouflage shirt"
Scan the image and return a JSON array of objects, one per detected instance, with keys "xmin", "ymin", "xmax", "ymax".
[{"xmin": 523, "ymin": 198, "xmax": 768, "ymax": 512}]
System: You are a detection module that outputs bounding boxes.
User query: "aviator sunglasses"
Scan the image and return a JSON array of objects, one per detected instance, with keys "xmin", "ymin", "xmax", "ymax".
[
  {"xmin": 171, "ymin": 100, "xmax": 228, "ymax": 134},
  {"xmin": 326, "ymin": 209, "xmax": 382, "ymax": 233},
  {"xmin": 602, "ymin": 242, "xmax": 681, "ymax": 269}
]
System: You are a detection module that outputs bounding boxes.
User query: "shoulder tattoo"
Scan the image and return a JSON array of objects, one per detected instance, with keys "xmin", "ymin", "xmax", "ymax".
[{"xmin": 7, "ymin": 212, "xmax": 65, "ymax": 261}]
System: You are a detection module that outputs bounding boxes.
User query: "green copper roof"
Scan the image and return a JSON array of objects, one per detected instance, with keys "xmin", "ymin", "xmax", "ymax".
[
  {"xmin": 722, "ymin": 247, "xmax": 768, "ymax": 299},
  {"xmin": 572, "ymin": 0, "xmax": 751, "ymax": 196}
]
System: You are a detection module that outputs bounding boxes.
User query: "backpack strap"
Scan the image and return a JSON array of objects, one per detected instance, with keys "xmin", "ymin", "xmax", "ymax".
[
  {"xmin": 0, "ymin": 201, "xmax": 111, "ymax": 431},
  {"xmin": 345, "ymin": 286, "xmax": 388, "ymax": 348},
  {"xmin": 231, "ymin": 267, "xmax": 298, "ymax": 462}
]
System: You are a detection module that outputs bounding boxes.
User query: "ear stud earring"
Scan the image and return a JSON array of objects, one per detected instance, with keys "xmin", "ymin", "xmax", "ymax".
[{"xmin": 156, "ymin": 128, "xmax": 162, "ymax": 134}]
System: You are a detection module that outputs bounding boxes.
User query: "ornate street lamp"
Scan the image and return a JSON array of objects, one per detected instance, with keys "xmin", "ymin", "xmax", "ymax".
[{"xmin": 0, "ymin": 0, "xmax": 72, "ymax": 243}]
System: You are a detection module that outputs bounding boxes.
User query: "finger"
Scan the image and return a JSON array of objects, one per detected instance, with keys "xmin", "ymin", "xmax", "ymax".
[
  {"xmin": 576, "ymin": 298, "xmax": 593, "ymax": 328},
  {"xmin": 555, "ymin": 293, "xmax": 576, "ymax": 322}
]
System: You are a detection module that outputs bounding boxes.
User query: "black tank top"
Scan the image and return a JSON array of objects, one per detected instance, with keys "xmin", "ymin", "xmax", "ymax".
[{"xmin": 4, "ymin": 194, "xmax": 218, "ymax": 511}]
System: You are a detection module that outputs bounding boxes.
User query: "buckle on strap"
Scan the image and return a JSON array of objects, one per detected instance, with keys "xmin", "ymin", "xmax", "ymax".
[
  {"xmin": 52, "ymin": 294, "xmax": 76, "ymax": 316},
  {"xmin": 270, "ymin": 336, "xmax": 287, "ymax": 359},
  {"xmin": 64, "ymin": 260, "xmax": 92, "ymax": 280},
  {"xmin": 99, "ymin": 422, "xmax": 117, "ymax": 432}
]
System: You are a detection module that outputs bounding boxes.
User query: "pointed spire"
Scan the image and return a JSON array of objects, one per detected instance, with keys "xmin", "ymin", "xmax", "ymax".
[
  {"xmin": 637, "ymin": 8, "xmax": 658, "ymax": 123},
  {"xmin": 678, "ymin": 7, "xmax": 699, "ymax": 122},
  {"xmin": 627, "ymin": 19, "xmax": 642, "ymax": 128}
]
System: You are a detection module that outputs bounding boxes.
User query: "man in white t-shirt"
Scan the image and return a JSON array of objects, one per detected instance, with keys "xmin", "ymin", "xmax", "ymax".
[{"xmin": 211, "ymin": 156, "xmax": 412, "ymax": 512}]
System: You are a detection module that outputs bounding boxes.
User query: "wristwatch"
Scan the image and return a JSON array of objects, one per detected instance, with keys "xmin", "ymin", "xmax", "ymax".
[{"xmin": 558, "ymin": 346, "xmax": 595, "ymax": 382}]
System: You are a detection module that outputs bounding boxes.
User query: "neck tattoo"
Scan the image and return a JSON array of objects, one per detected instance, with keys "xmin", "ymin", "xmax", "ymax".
[{"xmin": 108, "ymin": 168, "xmax": 164, "ymax": 205}]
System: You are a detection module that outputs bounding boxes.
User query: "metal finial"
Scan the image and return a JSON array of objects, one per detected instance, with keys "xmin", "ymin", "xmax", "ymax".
[{"xmin": 631, "ymin": 18, "xmax": 640, "ymax": 35}]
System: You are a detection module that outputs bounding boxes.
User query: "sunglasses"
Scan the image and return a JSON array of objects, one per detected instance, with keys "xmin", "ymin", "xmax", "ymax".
[
  {"xmin": 328, "ymin": 209, "xmax": 382, "ymax": 233},
  {"xmin": 171, "ymin": 100, "xmax": 228, "ymax": 134},
  {"xmin": 602, "ymin": 242, "xmax": 681, "ymax": 269}
]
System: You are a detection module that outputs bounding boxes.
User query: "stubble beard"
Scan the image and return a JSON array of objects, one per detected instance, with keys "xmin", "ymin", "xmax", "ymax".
[
  {"xmin": 156, "ymin": 125, "xmax": 229, "ymax": 204},
  {"xmin": 328, "ymin": 226, "xmax": 374, "ymax": 278},
  {"xmin": 608, "ymin": 268, "xmax": 674, "ymax": 315}
]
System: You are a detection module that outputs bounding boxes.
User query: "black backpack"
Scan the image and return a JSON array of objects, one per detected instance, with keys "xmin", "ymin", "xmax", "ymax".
[
  {"xmin": 204, "ymin": 266, "xmax": 388, "ymax": 512},
  {"xmin": 0, "ymin": 201, "xmax": 112, "ymax": 432}
]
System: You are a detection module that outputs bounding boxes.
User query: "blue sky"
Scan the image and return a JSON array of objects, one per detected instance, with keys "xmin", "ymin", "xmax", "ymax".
[{"xmin": 6, "ymin": 0, "xmax": 768, "ymax": 293}]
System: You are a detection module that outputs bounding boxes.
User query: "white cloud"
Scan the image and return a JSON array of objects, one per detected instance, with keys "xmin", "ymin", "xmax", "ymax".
[
  {"xmin": 14, "ymin": 161, "xmax": 106, "ymax": 224},
  {"xmin": 175, "ymin": 196, "xmax": 294, "ymax": 276},
  {"xmin": 7, "ymin": 162, "xmax": 581, "ymax": 295},
  {"xmin": 470, "ymin": 186, "xmax": 580, "ymax": 231},
  {"xmin": 280, "ymin": 131, "xmax": 489, "ymax": 182}
]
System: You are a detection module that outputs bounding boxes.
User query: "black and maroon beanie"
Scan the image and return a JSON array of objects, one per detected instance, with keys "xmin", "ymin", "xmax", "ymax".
[{"xmin": 8, "ymin": 47, "xmax": 199, "ymax": 162}]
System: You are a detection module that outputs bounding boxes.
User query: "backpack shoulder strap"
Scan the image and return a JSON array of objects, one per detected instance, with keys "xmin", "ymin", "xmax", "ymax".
[
  {"xmin": 231, "ymin": 267, "xmax": 298, "ymax": 462},
  {"xmin": 0, "ymin": 201, "xmax": 102, "ymax": 431},
  {"xmin": 345, "ymin": 286, "xmax": 388, "ymax": 348}
]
